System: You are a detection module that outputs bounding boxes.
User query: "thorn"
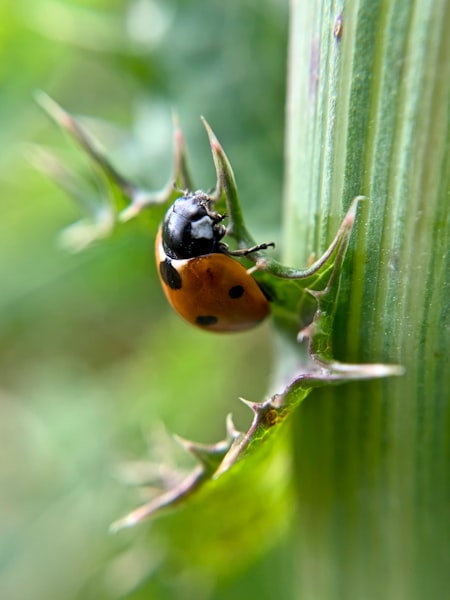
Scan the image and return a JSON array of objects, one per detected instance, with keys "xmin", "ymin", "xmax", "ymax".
[
  {"xmin": 172, "ymin": 433, "xmax": 192, "ymax": 453},
  {"xmin": 297, "ymin": 324, "xmax": 314, "ymax": 342},
  {"xmin": 34, "ymin": 90, "xmax": 72, "ymax": 130},
  {"xmin": 304, "ymin": 287, "xmax": 321, "ymax": 300},
  {"xmin": 172, "ymin": 433, "xmax": 232, "ymax": 470},
  {"xmin": 225, "ymin": 413, "xmax": 241, "ymax": 438},
  {"xmin": 238, "ymin": 397, "xmax": 260, "ymax": 414},
  {"xmin": 110, "ymin": 512, "xmax": 143, "ymax": 533},
  {"xmin": 344, "ymin": 195, "xmax": 366, "ymax": 226},
  {"xmin": 200, "ymin": 115, "xmax": 216, "ymax": 143},
  {"xmin": 171, "ymin": 109, "xmax": 180, "ymax": 130}
]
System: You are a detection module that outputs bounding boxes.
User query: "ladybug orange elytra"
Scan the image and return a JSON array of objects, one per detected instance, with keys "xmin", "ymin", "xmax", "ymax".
[{"xmin": 155, "ymin": 191, "xmax": 273, "ymax": 332}]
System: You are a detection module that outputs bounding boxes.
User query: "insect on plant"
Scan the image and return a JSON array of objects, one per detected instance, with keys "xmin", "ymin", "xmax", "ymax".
[{"xmin": 33, "ymin": 93, "xmax": 403, "ymax": 530}]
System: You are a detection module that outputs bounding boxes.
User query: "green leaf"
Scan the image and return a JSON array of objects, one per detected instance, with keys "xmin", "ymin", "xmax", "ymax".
[{"xmin": 36, "ymin": 89, "xmax": 403, "ymax": 535}]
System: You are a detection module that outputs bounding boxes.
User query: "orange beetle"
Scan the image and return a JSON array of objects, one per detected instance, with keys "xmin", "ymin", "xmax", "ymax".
[{"xmin": 155, "ymin": 191, "xmax": 272, "ymax": 332}]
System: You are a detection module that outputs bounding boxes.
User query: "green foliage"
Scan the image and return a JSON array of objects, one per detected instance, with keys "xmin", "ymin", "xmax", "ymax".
[
  {"xmin": 285, "ymin": 1, "xmax": 449, "ymax": 599},
  {"xmin": 1, "ymin": 0, "xmax": 448, "ymax": 599},
  {"xmin": 1, "ymin": 1, "xmax": 292, "ymax": 599},
  {"xmin": 34, "ymin": 90, "xmax": 401, "ymax": 536}
]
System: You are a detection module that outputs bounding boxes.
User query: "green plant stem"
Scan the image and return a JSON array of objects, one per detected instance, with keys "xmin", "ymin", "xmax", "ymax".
[{"xmin": 284, "ymin": 1, "xmax": 449, "ymax": 599}]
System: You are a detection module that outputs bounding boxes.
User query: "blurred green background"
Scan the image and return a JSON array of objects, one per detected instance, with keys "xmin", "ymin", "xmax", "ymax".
[{"xmin": 0, "ymin": 0, "xmax": 290, "ymax": 598}]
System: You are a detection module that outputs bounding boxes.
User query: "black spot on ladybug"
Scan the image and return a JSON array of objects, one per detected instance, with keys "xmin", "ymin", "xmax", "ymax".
[
  {"xmin": 228, "ymin": 285, "xmax": 244, "ymax": 299},
  {"xmin": 159, "ymin": 259, "xmax": 182, "ymax": 290},
  {"xmin": 196, "ymin": 315, "xmax": 218, "ymax": 326}
]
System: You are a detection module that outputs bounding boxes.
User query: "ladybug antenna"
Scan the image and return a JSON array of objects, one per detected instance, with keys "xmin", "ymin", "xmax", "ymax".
[{"xmin": 173, "ymin": 182, "xmax": 189, "ymax": 196}]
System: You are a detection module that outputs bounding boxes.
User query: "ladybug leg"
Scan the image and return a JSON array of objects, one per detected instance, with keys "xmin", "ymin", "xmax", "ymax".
[
  {"xmin": 246, "ymin": 258, "xmax": 270, "ymax": 275},
  {"xmin": 173, "ymin": 183, "xmax": 189, "ymax": 196},
  {"xmin": 219, "ymin": 241, "xmax": 275, "ymax": 257},
  {"xmin": 202, "ymin": 204, "xmax": 227, "ymax": 225}
]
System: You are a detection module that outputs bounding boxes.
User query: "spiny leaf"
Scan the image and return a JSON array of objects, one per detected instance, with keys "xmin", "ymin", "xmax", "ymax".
[{"xmin": 36, "ymin": 96, "xmax": 403, "ymax": 531}]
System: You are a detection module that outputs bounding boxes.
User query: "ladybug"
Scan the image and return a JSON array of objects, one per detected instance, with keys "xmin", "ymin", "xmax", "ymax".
[{"xmin": 155, "ymin": 191, "xmax": 273, "ymax": 332}]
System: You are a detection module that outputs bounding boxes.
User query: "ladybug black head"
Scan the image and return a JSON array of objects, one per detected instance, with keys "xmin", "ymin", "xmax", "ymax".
[{"xmin": 161, "ymin": 192, "xmax": 226, "ymax": 259}]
